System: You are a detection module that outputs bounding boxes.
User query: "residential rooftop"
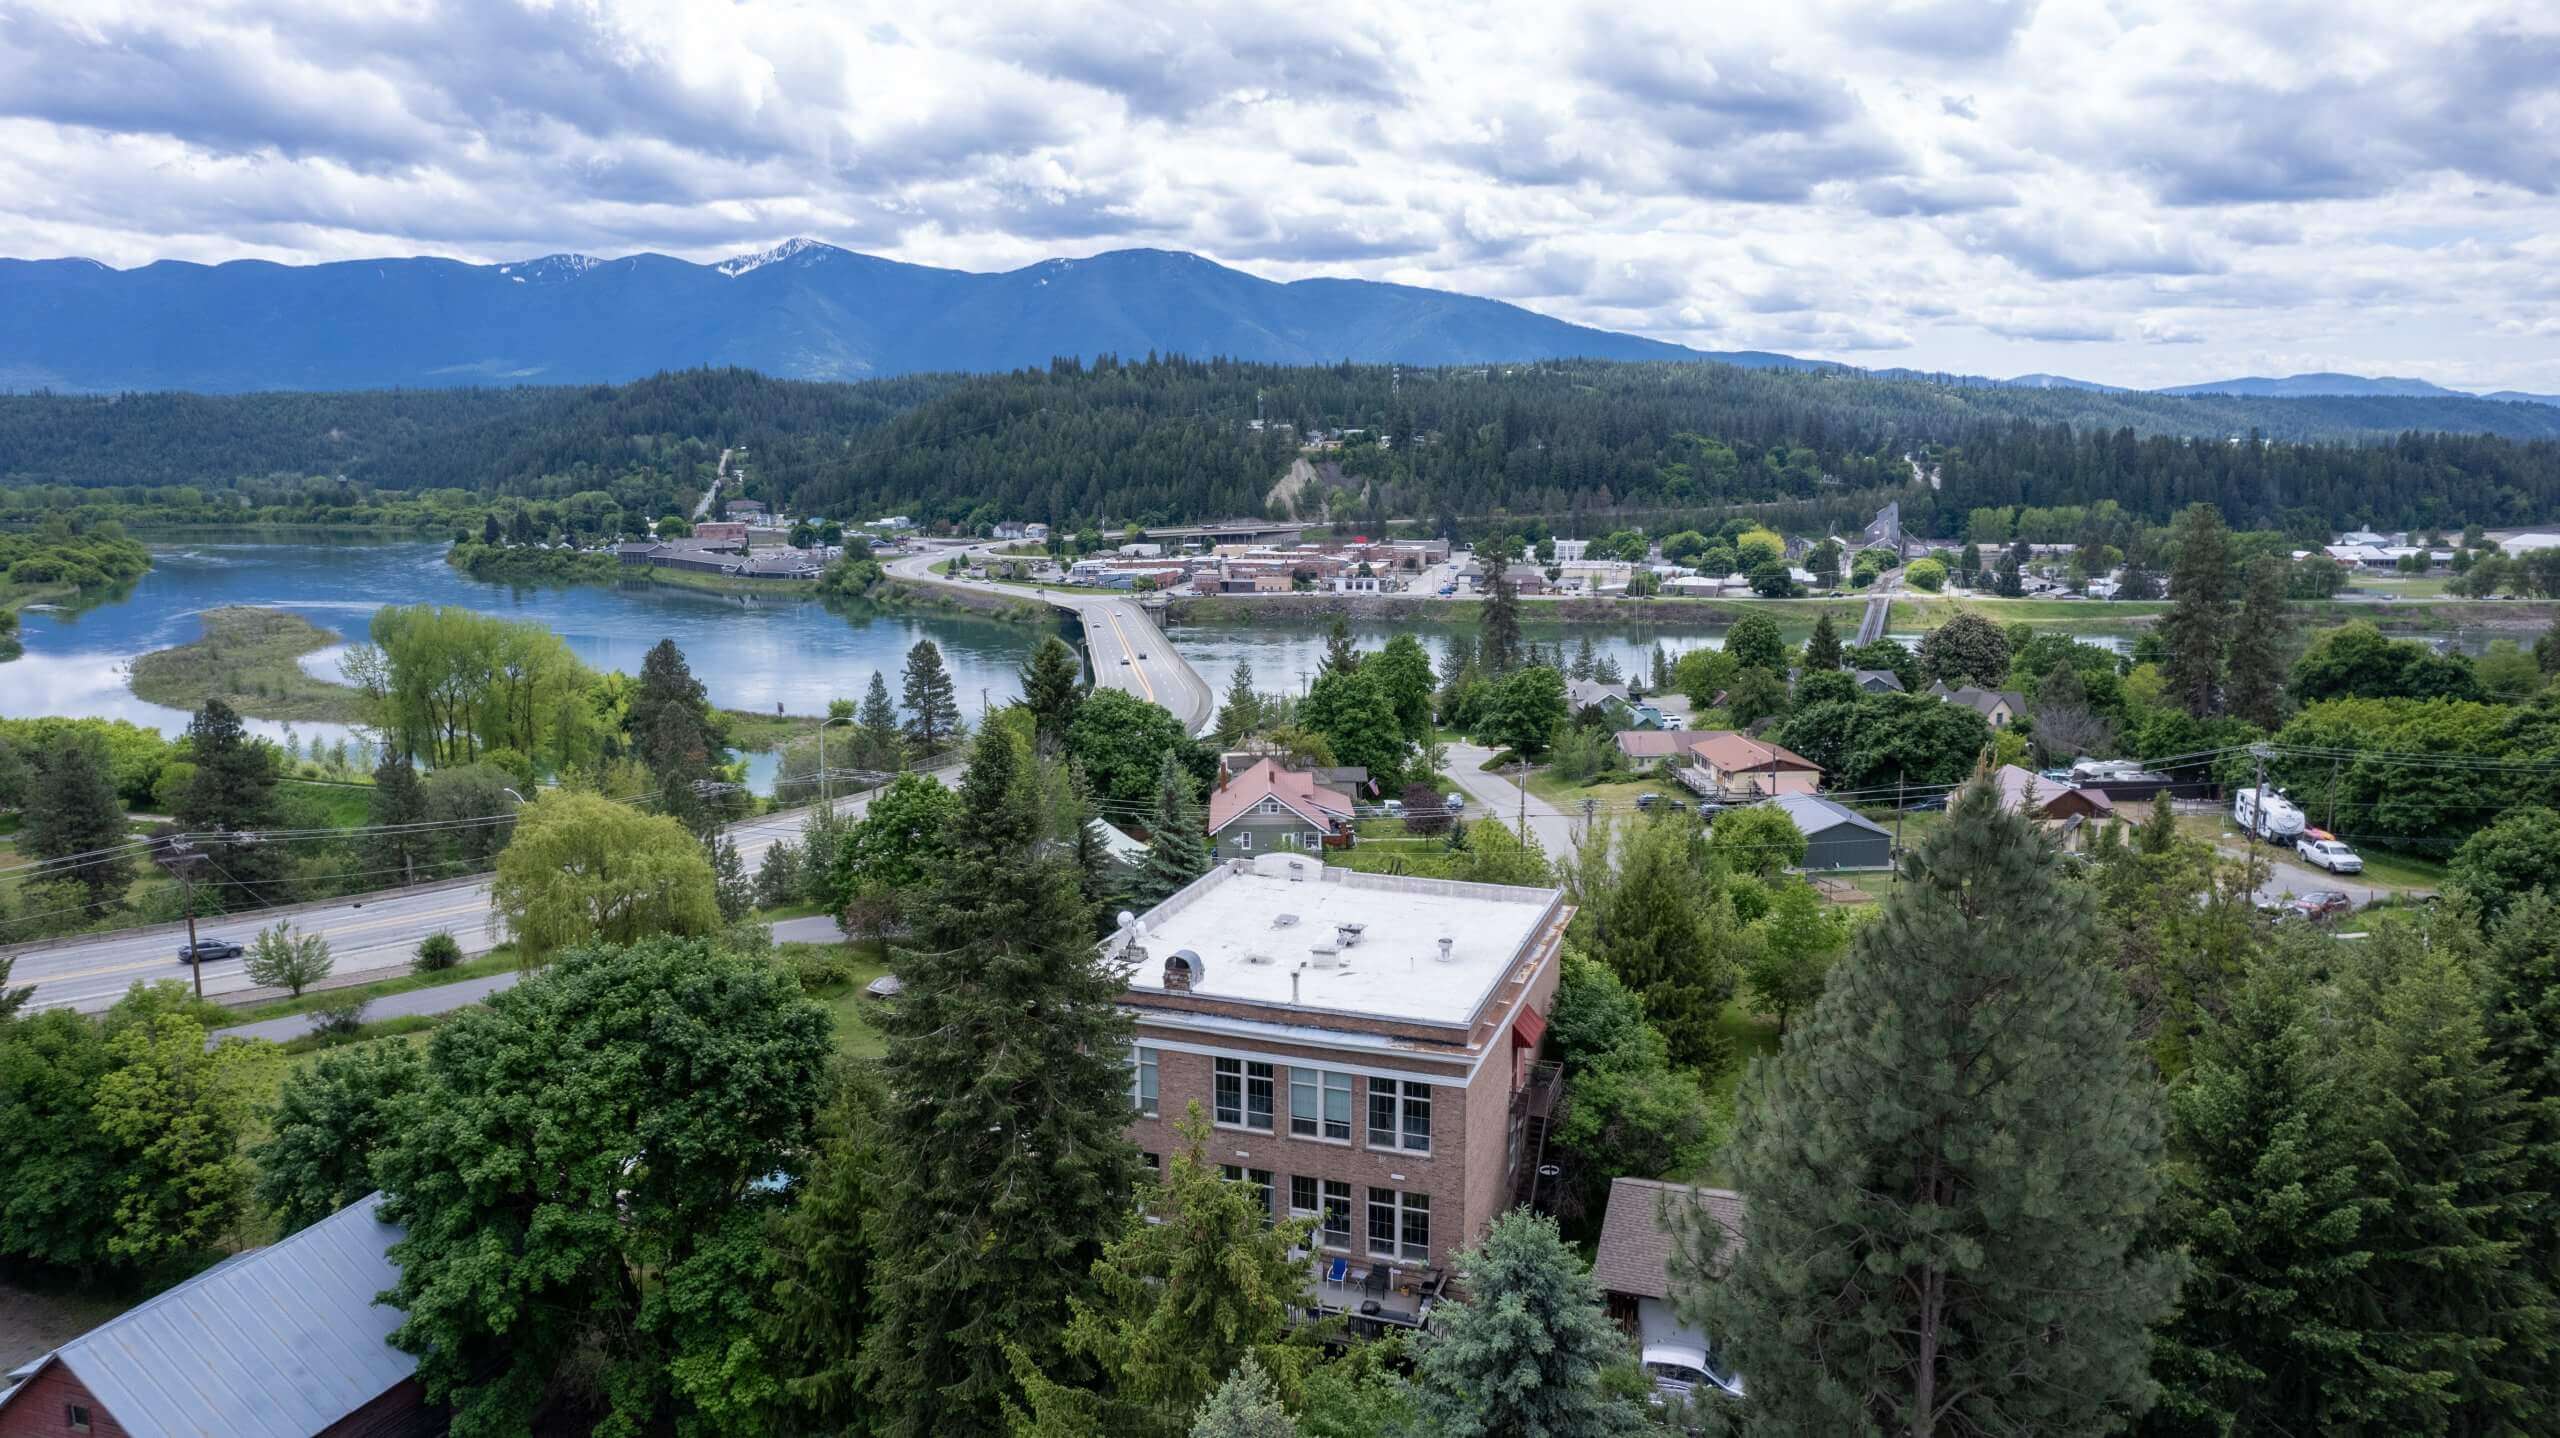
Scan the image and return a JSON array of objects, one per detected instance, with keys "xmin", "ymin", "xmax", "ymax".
[{"xmin": 1114, "ymin": 855, "xmax": 1565, "ymax": 1030}]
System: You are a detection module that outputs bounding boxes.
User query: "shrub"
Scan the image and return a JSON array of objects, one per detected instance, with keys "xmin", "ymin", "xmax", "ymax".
[
  {"xmin": 414, "ymin": 930, "xmax": 463, "ymax": 973},
  {"xmin": 307, "ymin": 995, "xmax": 372, "ymax": 1042}
]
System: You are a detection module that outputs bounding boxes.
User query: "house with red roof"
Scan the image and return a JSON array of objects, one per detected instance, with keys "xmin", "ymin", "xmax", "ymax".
[{"xmin": 1208, "ymin": 758, "xmax": 1358, "ymax": 859}]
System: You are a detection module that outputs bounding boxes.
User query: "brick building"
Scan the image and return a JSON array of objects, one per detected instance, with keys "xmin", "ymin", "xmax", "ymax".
[
  {"xmin": 0, "ymin": 1194, "xmax": 433, "ymax": 1438},
  {"xmin": 1112, "ymin": 854, "xmax": 1570, "ymax": 1328}
]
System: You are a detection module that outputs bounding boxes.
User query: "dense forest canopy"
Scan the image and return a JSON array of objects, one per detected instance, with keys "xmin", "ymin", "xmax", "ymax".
[{"xmin": 3, "ymin": 359, "xmax": 2558, "ymax": 534}]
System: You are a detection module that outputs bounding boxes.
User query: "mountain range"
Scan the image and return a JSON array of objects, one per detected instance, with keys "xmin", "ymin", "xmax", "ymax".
[{"xmin": 0, "ymin": 238, "xmax": 2550, "ymax": 408}]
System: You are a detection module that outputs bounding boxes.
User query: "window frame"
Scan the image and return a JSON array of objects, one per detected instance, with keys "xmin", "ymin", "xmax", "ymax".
[
  {"xmin": 1130, "ymin": 1045, "xmax": 1158, "ymax": 1118},
  {"xmin": 1289, "ymin": 1067, "xmax": 1354, "ymax": 1142},
  {"xmin": 1365, "ymin": 1187, "xmax": 1430, "ymax": 1262},
  {"xmin": 1217, "ymin": 1056, "xmax": 1275, "ymax": 1132},
  {"xmin": 1367, "ymin": 1078, "xmax": 1433, "ymax": 1153},
  {"xmin": 1235, "ymin": 830, "xmax": 1253, "ymax": 851}
]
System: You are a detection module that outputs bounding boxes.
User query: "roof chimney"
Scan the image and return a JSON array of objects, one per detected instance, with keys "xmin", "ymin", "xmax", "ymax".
[{"xmin": 1437, "ymin": 936, "xmax": 1455, "ymax": 964}]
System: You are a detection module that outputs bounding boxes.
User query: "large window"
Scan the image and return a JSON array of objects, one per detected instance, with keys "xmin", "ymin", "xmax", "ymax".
[
  {"xmin": 1367, "ymin": 1187, "xmax": 1430, "ymax": 1261},
  {"xmin": 1367, "ymin": 1078, "xmax": 1433, "ymax": 1153},
  {"xmin": 1290, "ymin": 1068, "xmax": 1354, "ymax": 1141},
  {"xmin": 1130, "ymin": 1046, "xmax": 1158, "ymax": 1118},
  {"xmin": 1286, "ymin": 1177, "xmax": 1353, "ymax": 1248},
  {"xmin": 1216, "ymin": 1057, "xmax": 1275, "ymax": 1131},
  {"xmin": 1224, "ymin": 1165, "xmax": 1276, "ymax": 1220}
]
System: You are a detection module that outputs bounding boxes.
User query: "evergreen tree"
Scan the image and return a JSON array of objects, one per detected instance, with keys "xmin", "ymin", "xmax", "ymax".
[
  {"xmin": 178, "ymin": 698, "xmax": 292, "ymax": 905},
  {"xmin": 2160, "ymin": 503, "xmax": 2236, "ymax": 718},
  {"xmin": 1585, "ymin": 819, "xmax": 1735, "ymax": 1073},
  {"xmin": 23, "ymin": 736, "xmax": 132, "ymax": 913},
  {"xmin": 1189, "ymin": 1356, "xmax": 1296, "ymax": 1438},
  {"xmin": 860, "ymin": 730, "xmax": 1143, "ymax": 1435},
  {"xmin": 630, "ymin": 638, "xmax": 721, "ymax": 833},
  {"xmin": 1021, "ymin": 636, "xmax": 1087, "ymax": 748},
  {"xmin": 2486, "ymin": 893, "xmax": 2560, "ymax": 1335},
  {"xmin": 1010, "ymin": 1109, "xmax": 1313, "ymax": 1438},
  {"xmin": 2145, "ymin": 944, "xmax": 2378, "ymax": 1436},
  {"xmin": 1441, "ymin": 633, "xmax": 1479, "ymax": 689},
  {"xmin": 1803, "ymin": 610, "xmax": 1843, "ymax": 671},
  {"xmin": 1408, "ymin": 1208, "xmax": 1645, "ymax": 1438},
  {"xmin": 1478, "ymin": 547, "xmax": 1521, "ymax": 674},
  {"xmin": 1650, "ymin": 645, "xmax": 1670, "ymax": 690},
  {"xmin": 1127, "ymin": 750, "xmax": 1211, "ymax": 911},
  {"xmin": 1319, "ymin": 616, "xmax": 1360, "ymax": 677},
  {"xmin": 365, "ymin": 755, "xmax": 432, "ymax": 885},
  {"xmin": 1684, "ymin": 777, "xmax": 2178, "ymax": 1433},
  {"xmin": 2221, "ymin": 553, "xmax": 2292, "ymax": 730},
  {"xmin": 900, "ymin": 638, "xmax": 964, "ymax": 757},
  {"xmin": 1569, "ymin": 635, "xmax": 1598, "ymax": 680},
  {"xmin": 1213, "ymin": 659, "xmax": 1266, "ymax": 746},
  {"xmin": 711, "ymin": 834, "xmax": 751, "ymax": 921},
  {"xmin": 764, "ymin": 1066, "xmax": 888, "ymax": 1430},
  {"xmin": 856, "ymin": 669, "xmax": 902, "ymax": 770},
  {"xmin": 2340, "ymin": 919, "xmax": 2556, "ymax": 1433}
]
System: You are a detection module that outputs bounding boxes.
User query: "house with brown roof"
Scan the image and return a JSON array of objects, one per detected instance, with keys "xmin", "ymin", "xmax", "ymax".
[
  {"xmin": 1208, "ymin": 757, "xmax": 1358, "ymax": 859},
  {"xmin": 1593, "ymin": 1177, "xmax": 1747, "ymax": 1398},
  {"xmin": 1613, "ymin": 730, "xmax": 1694, "ymax": 764},
  {"xmin": 1989, "ymin": 764, "xmax": 2115, "ymax": 848},
  {"xmin": 1687, "ymin": 731, "xmax": 1822, "ymax": 797}
]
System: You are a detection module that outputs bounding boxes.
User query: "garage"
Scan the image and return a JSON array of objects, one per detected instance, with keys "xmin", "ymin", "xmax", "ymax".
[{"xmin": 1764, "ymin": 793, "xmax": 1894, "ymax": 872}]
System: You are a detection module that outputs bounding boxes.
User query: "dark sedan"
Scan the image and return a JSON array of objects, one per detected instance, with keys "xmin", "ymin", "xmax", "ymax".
[{"xmin": 177, "ymin": 938, "xmax": 245, "ymax": 964}]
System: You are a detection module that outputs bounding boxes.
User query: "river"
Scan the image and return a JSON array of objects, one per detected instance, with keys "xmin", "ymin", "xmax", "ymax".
[{"xmin": 6, "ymin": 538, "xmax": 1050, "ymax": 789}]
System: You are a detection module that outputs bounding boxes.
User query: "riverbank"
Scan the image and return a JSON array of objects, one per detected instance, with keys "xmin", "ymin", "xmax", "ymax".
[
  {"xmin": 1166, "ymin": 592, "xmax": 1877, "ymax": 630},
  {"xmin": 128, "ymin": 605, "xmax": 366, "ymax": 723}
]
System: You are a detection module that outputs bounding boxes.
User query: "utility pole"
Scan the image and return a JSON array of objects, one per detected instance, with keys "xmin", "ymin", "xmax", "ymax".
[
  {"xmin": 1894, "ymin": 770, "xmax": 1905, "ymax": 880},
  {"xmin": 2246, "ymin": 743, "xmax": 2271, "ymax": 901},
  {"xmin": 1514, "ymin": 762, "xmax": 1529, "ymax": 843}
]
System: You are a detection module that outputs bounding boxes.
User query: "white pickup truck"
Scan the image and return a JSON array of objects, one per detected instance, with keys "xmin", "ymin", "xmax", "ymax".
[{"xmin": 2295, "ymin": 833, "xmax": 2364, "ymax": 874}]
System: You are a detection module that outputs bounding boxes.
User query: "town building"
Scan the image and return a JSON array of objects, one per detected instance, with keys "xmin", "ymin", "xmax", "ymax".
[
  {"xmin": 1848, "ymin": 668, "xmax": 1906, "ymax": 694},
  {"xmin": 1592, "ymin": 1177, "xmax": 1746, "ymax": 1393},
  {"xmin": 690, "ymin": 520, "xmax": 750, "ymax": 548},
  {"xmin": 1930, "ymin": 683, "xmax": 2025, "ymax": 728},
  {"xmin": 1758, "ymin": 793, "xmax": 1894, "ymax": 870},
  {"xmin": 1208, "ymin": 758, "xmax": 1358, "ymax": 858},
  {"xmin": 1686, "ymin": 732, "xmax": 1822, "ymax": 798},
  {"xmin": 0, "ymin": 1194, "xmax": 431, "ymax": 1438},
  {"xmin": 725, "ymin": 499, "xmax": 767, "ymax": 518},
  {"xmin": 1113, "ymin": 854, "xmax": 1572, "ymax": 1328}
]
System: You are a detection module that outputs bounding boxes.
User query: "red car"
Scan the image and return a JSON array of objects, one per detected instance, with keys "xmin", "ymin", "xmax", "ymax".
[{"xmin": 2285, "ymin": 891, "xmax": 2354, "ymax": 922}]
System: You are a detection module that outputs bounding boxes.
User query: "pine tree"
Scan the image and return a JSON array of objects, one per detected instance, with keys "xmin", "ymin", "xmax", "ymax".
[
  {"xmin": 1568, "ymin": 635, "xmax": 1597, "ymax": 680},
  {"xmin": 2145, "ymin": 943, "xmax": 2379, "ymax": 1436},
  {"xmin": 856, "ymin": 670, "xmax": 902, "ymax": 770},
  {"xmin": 1021, "ymin": 636, "xmax": 1087, "ymax": 748},
  {"xmin": 764, "ymin": 1067, "xmax": 887, "ymax": 1430},
  {"xmin": 1479, "ymin": 547, "xmax": 1521, "ymax": 674},
  {"xmin": 2160, "ymin": 503, "xmax": 2235, "ymax": 719},
  {"xmin": 1650, "ymin": 645, "xmax": 1671, "ymax": 690},
  {"xmin": 899, "ymin": 638, "xmax": 964, "ymax": 758},
  {"xmin": 630, "ymin": 638, "xmax": 720, "ymax": 833},
  {"xmin": 2339, "ymin": 919, "xmax": 2556, "ymax": 1433},
  {"xmin": 1319, "ymin": 616, "xmax": 1361, "ymax": 677},
  {"xmin": 365, "ymin": 755, "xmax": 432, "ymax": 885},
  {"xmin": 1684, "ymin": 777, "xmax": 2178, "ymax": 1433},
  {"xmin": 1586, "ymin": 819, "xmax": 1734, "ymax": 1074},
  {"xmin": 1804, "ymin": 611, "xmax": 1843, "ymax": 671},
  {"xmin": 2221, "ymin": 554, "xmax": 2291, "ymax": 730},
  {"xmin": 1214, "ymin": 659, "xmax": 1266, "ymax": 746},
  {"xmin": 1409, "ymin": 1208, "xmax": 1644, "ymax": 1438},
  {"xmin": 24, "ymin": 735, "xmax": 133, "ymax": 913},
  {"xmin": 860, "ymin": 730, "xmax": 1142, "ymax": 1435},
  {"xmin": 179, "ymin": 698, "xmax": 292, "ymax": 905},
  {"xmin": 710, "ymin": 835, "xmax": 751, "ymax": 921},
  {"xmin": 2486, "ymin": 893, "xmax": 2560, "ymax": 1342},
  {"xmin": 1127, "ymin": 751, "xmax": 1211, "ymax": 910},
  {"xmin": 1010, "ymin": 1109, "xmax": 1312, "ymax": 1438}
]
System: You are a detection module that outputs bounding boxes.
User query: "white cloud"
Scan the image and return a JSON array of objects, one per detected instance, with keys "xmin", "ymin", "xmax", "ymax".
[{"xmin": 0, "ymin": 0, "xmax": 2554, "ymax": 390}]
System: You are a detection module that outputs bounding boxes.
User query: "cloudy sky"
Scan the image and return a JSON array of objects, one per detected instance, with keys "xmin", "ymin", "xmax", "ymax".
[{"xmin": 4, "ymin": 0, "xmax": 2556, "ymax": 390}]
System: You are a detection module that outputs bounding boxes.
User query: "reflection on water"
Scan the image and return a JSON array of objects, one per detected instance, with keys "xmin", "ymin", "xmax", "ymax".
[{"xmin": 10, "ymin": 538, "xmax": 1051, "ymax": 790}]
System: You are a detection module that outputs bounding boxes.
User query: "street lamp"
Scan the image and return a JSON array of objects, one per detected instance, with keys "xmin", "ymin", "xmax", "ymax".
[{"xmin": 814, "ymin": 714, "xmax": 857, "ymax": 807}]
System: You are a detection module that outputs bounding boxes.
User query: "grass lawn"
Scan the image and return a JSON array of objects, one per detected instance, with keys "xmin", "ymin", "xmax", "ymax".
[
  {"xmin": 722, "ymin": 707, "xmax": 825, "ymax": 753},
  {"xmin": 127, "ymin": 606, "xmax": 366, "ymax": 723},
  {"xmin": 1668, "ymin": 1000, "xmax": 1783, "ymax": 1190},
  {"xmin": 220, "ymin": 947, "xmax": 524, "ymax": 1025},
  {"xmin": 278, "ymin": 777, "xmax": 373, "ymax": 827},
  {"xmin": 1887, "ymin": 596, "xmax": 2171, "ymax": 633},
  {"xmin": 2173, "ymin": 813, "xmax": 2447, "ymax": 892},
  {"xmin": 1522, "ymin": 769, "xmax": 1672, "ymax": 818},
  {"xmin": 806, "ymin": 939, "xmax": 894, "ymax": 1059}
]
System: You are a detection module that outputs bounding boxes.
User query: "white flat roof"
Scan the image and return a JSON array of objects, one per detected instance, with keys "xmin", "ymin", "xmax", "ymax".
[{"xmin": 1119, "ymin": 858, "xmax": 1563, "ymax": 1028}]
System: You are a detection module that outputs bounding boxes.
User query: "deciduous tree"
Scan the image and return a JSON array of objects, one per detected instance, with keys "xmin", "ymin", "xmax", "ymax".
[
  {"xmin": 1722, "ymin": 613, "xmax": 1786, "ymax": 674},
  {"xmin": 1917, "ymin": 612, "xmax": 2011, "ymax": 688},
  {"xmin": 244, "ymin": 920, "xmax": 332, "ymax": 997},
  {"xmin": 491, "ymin": 790, "xmax": 720, "ymax": 961},
  {"xmin": 252, "ymin": 1041, "xmax": 425, "ymax": 1236}
]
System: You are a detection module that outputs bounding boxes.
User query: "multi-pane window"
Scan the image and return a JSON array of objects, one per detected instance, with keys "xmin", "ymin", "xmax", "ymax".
[
  {"xmin": 1223, "ymin": 1165, "xmax": 1275, "ymax": 1220},
  {"xmin": 1130, "ymin": 1046, "xmax": 1158, "ymax": 1117},
  {"xmin": 1367, "ymin": 1078, "xmax": 1433, "ymax": 1152},
  {"xmin": 1212, "ymin": 1058, "xmax": 1273, "ymax": 1131},
  {"xmin": 1142, "ymin": 1152, "xmax": 1161, "ymax": 1177},
  {"xmin": 1290, "ymin": 1174, "xmax": 1320, "ymax": 1219},
  {"xmin": 1236, "ymin": 831, "xmax": 1253, "ymax": 850},
  {"xmin": 1367, "ymin": 1187, "xmax": 1430, "ymax": 1261},
  {"xmin": 1289, "ymin": 1068, "xmax": 1353, "ymax": 1140},
  {"xmin": 1321, "ymin": 1179, "xmax": 1352, "ymax": 1247}
]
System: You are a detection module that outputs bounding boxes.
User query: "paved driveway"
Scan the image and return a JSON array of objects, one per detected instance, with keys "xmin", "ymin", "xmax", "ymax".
[{"xmin": 1442, "ymin": 742, "xmax": 1576, "ymax": 858}]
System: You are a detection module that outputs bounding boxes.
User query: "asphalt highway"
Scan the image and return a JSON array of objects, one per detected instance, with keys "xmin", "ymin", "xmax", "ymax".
[
  {"xmin": 882, "ymin": 543, "xmax": 1215, "ymax": 734},
  {"xmin": 9, "ymin": 775, "xmax": 945, "ymax": 1016}
]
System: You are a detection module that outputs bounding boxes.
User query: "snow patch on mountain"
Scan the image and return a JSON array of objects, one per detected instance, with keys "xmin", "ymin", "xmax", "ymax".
[{"xmin": 717, "ymin": 237, "xmax": 837, "ymax": 278}]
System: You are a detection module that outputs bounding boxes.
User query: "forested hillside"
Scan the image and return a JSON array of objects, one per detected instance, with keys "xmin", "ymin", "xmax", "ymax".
[{"xmin": 5, "ymin": 359, "xmax": 2559, "ymax": 532}]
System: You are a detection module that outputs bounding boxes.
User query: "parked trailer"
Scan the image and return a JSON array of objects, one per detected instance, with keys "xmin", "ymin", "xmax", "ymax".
[{"xmin": 2232, "ymin": 785, "xmax": 2306, "ymax": 843}]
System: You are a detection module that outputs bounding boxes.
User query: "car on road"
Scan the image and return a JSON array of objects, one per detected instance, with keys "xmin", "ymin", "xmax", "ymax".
[
  {"xmin": 177, "ymin": 938, "xmax": 244, "ymax": 965},
  {"xmin": 1438, "ymin": 585, "xmax": 1457, "ymax": 596},
  {"xmin": 1118, "ymin": 657, "xmax": 1131, "ymax": 665},
  {"xmin": 2283, "ymin": 890, "xmax": 2355, "ymax": 922},
  {"xmin": 2296, "ymin": 834, "xmax": 2364, "ymax": 873}
]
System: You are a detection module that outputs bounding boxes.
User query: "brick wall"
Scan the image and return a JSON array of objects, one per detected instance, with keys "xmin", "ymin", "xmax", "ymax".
[{"xmin": 0, "ymin": 1363, "xmax": 127, "ymax": 1438}]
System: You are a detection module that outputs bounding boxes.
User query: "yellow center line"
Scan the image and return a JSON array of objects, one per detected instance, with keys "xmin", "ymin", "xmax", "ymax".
[{"xmin": 1104, "ymin": 604, "xmax": 1158, "ymax": 704}]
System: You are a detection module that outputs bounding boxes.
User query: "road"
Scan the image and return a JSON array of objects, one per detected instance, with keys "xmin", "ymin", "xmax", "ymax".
[
  {"xmin": 1443, "ymin": 742, "xmax": 1577, "ymax": 858},
  {"xmin": 11, "ymin": 773, "xmax": 948, "ymax": 1016},
  {"xmin": 1853, "ymin": 569, "xmax": 1902, "ymax": 644},
  {"xmin": 693, "ymin": 446, "xmax": 736, "ymax": 520},
  {"xmin": 883, "ymin": 544, "xmax": 1215, "ymax": 734},
  {"xmin": 2224, "ymin": 841, "xmax": 2395, "ymax": 912},
  {"xmin": 209, "ymin": 913, "xmax": 857, "ymax": 1046}
]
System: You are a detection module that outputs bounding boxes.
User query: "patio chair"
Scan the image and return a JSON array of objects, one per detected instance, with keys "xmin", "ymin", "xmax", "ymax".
[{"xmin": 1360, "ymin": 1263, "xmax": 1391, "ymax": 1316}]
